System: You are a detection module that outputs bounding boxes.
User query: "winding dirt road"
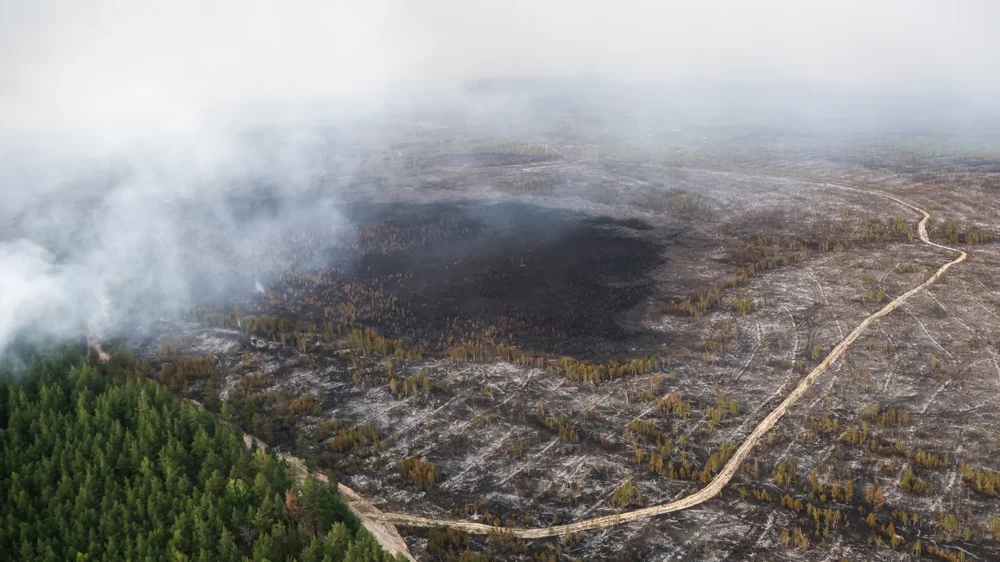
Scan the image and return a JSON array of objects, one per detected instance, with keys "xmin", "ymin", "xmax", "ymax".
[
  {"xmin": 242, "ymin": 434, "xmax": 418, "ymax": 561},
  {"xmin": 367, "ymin": 182, "xmax": 968, "ymax": 538}
]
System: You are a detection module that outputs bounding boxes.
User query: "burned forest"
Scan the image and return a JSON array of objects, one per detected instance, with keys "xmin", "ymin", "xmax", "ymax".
[{"xmin": 71, "ymin": 107, "xmax": 1000, "ymax": 562}]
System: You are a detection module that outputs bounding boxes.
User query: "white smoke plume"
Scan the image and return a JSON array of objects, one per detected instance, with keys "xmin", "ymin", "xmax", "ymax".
[{"xmin": 1, "ymin": 0, "xmax": 998, "ymax": 354}]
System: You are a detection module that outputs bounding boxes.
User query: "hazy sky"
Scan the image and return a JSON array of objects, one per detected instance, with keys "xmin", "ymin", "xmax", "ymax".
[{"xmin": 2, "ymin": 0, "xmax": 998, "ymax": 138}]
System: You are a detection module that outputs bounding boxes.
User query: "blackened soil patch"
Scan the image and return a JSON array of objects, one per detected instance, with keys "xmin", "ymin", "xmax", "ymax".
[{"xmin": 275, "ymin": 202, "xmax": 666, "ymax": 359}]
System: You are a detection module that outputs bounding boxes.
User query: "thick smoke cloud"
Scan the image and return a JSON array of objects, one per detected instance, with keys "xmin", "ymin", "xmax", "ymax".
[
  {"xmin": 0, "ymin": 129, "xmax": 350, "ymax": 353},
  {"xmin": 0, "ymin": 0, "xmax": 998, "ymax": 354}
]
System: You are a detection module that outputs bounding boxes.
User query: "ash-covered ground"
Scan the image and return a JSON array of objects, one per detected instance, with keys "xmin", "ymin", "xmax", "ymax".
[{"xmin": 131, "ymin": 114, "xmax": 1000, "ymax": 561}]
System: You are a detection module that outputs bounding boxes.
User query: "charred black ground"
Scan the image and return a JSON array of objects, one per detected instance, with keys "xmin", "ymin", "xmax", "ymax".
[{"xmin": 257, "ymin": 201, "xmax": 666, "ymax": 359}]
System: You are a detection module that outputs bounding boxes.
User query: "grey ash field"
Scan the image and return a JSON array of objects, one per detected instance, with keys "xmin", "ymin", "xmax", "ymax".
[{"xmin": 143, "ymin": 117, "xmax": 1000, "ymax": 561}]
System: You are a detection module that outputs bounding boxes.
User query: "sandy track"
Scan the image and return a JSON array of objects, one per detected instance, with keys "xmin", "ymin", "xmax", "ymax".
[
  {"xmin": 368, "ymin": 182, "xmax": 967, "ymax": 538},
  {"xmin": 105, "ymin": 391, "xmax": 418, "ymax": 558},
  {"xmin": 242, "ymin": 434, "xmax": 418, "ymax": 561}
]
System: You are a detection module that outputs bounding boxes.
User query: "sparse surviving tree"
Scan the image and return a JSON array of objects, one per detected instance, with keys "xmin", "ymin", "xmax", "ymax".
[
  {"xmin": 396, "ymin": 456, "xmax": 440, "ymax": 490},
  {"xmin": 774, "ymin": 459, "xmax": 798, "ymax": 486},
  {"xmin": 611, "ymin": 477, "xmax": 643, "ymax": 508}
]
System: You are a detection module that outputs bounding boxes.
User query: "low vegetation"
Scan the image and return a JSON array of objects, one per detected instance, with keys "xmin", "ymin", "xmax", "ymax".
[{"xmin": 396, "ymin": 456, "xmax": 441, "ymax": 490}]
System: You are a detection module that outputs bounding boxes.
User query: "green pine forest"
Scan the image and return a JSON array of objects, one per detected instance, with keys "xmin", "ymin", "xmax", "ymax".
[{"xmin": 0, "ymin": 346, "xmax": 406, "ymax": 562}]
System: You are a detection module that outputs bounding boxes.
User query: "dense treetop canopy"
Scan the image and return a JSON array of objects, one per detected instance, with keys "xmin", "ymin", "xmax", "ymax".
[{"xmin": 0, "ymin": 346, "xmax": 404, "ymax": 562}]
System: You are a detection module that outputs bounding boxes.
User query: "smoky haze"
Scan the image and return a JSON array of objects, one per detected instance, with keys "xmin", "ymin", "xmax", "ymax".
[
  {"xmin": 3, "ymin": 0, "xmax": 1000, "ymax": 137},
  {"xmin": 1, "ymin": 0, "xmax": 998, "ymax": 354}
]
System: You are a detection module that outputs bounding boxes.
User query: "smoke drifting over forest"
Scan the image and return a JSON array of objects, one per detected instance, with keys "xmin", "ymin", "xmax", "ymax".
[{"xmin": 1, "ymin": 0, "xmax": 999, "ymax": 354}]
